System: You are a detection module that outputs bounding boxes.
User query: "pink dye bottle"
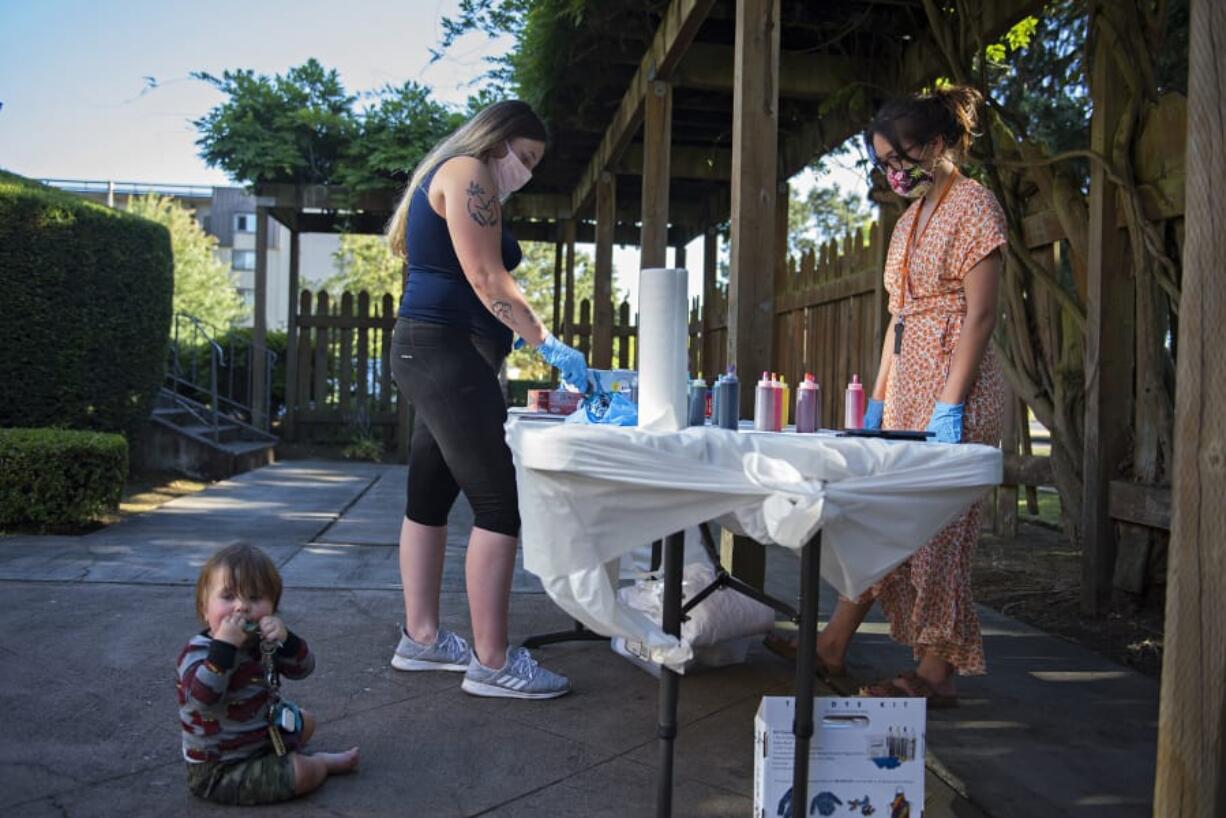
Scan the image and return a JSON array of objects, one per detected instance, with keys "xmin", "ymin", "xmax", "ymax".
[
  {"xmin": 844, "ymin": 374, "xmax": 866, "ymax": 430},
  {"xmin": 795, "ymin": 373, "xmax": 820, "ymax": 433}
]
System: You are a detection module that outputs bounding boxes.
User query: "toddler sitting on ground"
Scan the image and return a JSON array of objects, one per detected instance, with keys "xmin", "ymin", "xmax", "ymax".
[{"xmin": 176, "ymin": 543, "xmax": 358, "ymax": 804}]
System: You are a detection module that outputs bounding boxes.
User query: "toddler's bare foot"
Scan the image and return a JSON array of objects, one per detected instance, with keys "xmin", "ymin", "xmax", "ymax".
[{"xmin": 319, "ymin": 747, "xmax": 359, "ymax": 775}]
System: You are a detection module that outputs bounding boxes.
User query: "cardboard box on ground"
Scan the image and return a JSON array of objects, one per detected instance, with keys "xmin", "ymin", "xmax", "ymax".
[{"xmin": 755, "ymin": 697, "xmax": 925, "ymax": 818}]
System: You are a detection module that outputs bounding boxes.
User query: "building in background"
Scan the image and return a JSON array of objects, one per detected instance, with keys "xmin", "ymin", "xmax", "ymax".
[{"xmin": 40, "ymin": 179, "xmax": 342, "ymax": 331}]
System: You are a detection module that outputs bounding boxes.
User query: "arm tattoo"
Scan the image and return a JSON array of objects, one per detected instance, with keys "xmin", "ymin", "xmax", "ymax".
[
  {"xmin": 466, "ymin": 181, "xmax": 498, "ymax": 227},
  {"xmin": 491, "ymin": 299, "xmax": 513, "ymax": 323}
]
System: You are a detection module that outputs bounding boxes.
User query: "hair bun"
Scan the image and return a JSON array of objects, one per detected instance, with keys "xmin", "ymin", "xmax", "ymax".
[{"xmin": 932, "ymin": 85, "xmax": 983, "ymax": 156}]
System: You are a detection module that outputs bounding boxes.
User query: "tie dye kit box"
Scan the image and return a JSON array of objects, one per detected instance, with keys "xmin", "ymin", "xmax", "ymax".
[{"xmin": 754, "ymin": 696, "xmax": 925, "ymax": 818}]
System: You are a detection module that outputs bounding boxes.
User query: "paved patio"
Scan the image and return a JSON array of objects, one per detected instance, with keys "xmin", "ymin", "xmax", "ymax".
[{"xmin": 0, "ymin": 460, "xmax": 1156, "ymax": 816}]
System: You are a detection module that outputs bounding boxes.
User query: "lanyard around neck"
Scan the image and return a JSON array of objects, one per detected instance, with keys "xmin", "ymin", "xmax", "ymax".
[{"xmin": 898, "ymin": 171, "xmax": 959, "ymax": 306}]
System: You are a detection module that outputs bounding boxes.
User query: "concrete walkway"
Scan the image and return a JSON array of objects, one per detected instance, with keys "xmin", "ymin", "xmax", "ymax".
[{"xmin": 0, "ymin": 460, "xmax": 1156, "ymax": 816}]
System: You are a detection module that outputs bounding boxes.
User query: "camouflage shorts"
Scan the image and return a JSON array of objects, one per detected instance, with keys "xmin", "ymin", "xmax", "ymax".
[{"xmin": 186, "ymin": 750, "xmax": 296, "ymax": 805}]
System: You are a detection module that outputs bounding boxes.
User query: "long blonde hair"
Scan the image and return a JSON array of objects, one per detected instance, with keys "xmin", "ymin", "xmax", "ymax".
[{"xmin": 386, "ymin": 100, "xmax": 548, "ymax": 259}]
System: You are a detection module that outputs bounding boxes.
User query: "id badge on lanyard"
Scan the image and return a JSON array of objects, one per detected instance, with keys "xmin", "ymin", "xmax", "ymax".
[{"xmin": 893, "ymin": 172, "xmax": 958, "ymax": 356}]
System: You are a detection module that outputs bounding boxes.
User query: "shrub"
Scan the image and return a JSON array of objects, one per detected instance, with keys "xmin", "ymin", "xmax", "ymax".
[
  {"xmin": 0, "ymin": 428, "xmax": 128, "ymax": 528},
  {"xmin": 0, "ymin": 170, "xmax": 173, "ymax": 436}
]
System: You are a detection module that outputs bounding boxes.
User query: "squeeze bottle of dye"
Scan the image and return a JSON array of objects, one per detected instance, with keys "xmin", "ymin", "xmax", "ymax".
[
  {"xmin": 711, "ymin": 374, "xmax": 723, "ymax": 423},
  {"xmin": 795, "ymin": 373, "xmax": 820, "ymax": 433},
  {"xmin": 688, "ymin": 375, "xmax": 708, "ymax": 427},
  {"xmin": 844, "ymin": 374, "xmax": 866, "ymax": 430},
  {"xmin": 718, "ymin": 367, "xmax": 740, "ymax": 430},
  {"xmin": 754, "ymin": 371, "xmax": 773, "ymax": 431},
  {"xmin": 767, "ymin": 373, "xmax": 780, "ymax": 432},
  {"xmin": 780, "ymin": 376, "xmax": 791, "ymax": 428}
]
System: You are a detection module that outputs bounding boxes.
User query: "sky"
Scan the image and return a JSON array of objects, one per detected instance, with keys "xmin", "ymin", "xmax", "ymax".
[{"xmin": 0, "ymin": 0, "xmax": 867, "ymax": 303}]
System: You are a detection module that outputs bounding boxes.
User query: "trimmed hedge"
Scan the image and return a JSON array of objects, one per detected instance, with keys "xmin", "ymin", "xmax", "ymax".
[
  {"xmin": 0, "ymin": 170, "xmax": 173, "ymax": 436},
  {"xmin": 0, "ymin": 427, "xmax": 128, "ymax": 528}
]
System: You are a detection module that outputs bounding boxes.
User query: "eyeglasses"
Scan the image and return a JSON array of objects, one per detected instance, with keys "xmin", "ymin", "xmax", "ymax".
[{"xmin": 868, "ymin": 143, "xmax": 922, "ymax": 174}]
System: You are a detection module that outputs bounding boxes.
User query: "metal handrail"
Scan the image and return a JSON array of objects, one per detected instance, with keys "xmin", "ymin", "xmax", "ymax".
[
  {"xmin": 170, "ymin": 313, "xmax": 224, "ymax": 440},
  {"xmin": 168, "ymin": 312, "xmax": 280, "ymax": 435}
]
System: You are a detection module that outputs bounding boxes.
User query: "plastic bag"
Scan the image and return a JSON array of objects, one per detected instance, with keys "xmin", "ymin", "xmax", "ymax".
[{"xmin": 564, "ymin": 390, "xmax": 638, "ymax": 426}]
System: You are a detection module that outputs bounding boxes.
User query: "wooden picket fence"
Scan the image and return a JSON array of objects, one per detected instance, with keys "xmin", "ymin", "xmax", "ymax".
[{"xmin": 287, "ymin": 289, "xmax": 402, "ymax": 443}]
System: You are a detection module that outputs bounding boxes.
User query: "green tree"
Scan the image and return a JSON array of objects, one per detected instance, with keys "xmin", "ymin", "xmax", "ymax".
[
  {"xmin": 193, "ymin": 61, "xmax": 477, "ymax": 193},
  {"xmin": 336, "ymin": 82, "xmax": 465, "ymax": 192},
  {"xmin": 324, "ymin": 234, "xmax": 405, "ymax": 299},
  {"xmin": 193, "ymin": 59, "xmax": 357, "ymax": 185},
  {"xmin": 506, "ymin": 242, "xmax": 595, "ymax": 379},
  {"xmin": 126, "ymin": 194, "xmax": 247, "ymax": 330},
  {"xmin": 788, "ymin": 183, "xmax": 872, "ymax": 257}
]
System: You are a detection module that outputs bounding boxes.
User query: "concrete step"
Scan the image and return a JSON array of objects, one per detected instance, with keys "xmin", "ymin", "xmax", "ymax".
[{"xmin": 176, "ymin": 423, "xmax": 243, "ymax": 443}]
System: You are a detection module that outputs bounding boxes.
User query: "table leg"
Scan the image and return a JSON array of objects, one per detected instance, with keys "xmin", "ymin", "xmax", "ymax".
[
  {"xmin": 655, "ymin": 530, "xmax": 685, "ymax": 818},
  {"xmin": 791, "ymin": 532, "xmax": 822, "ymax": 817}
]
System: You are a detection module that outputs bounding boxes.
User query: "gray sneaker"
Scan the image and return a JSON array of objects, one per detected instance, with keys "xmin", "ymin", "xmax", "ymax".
[
  {"xmin": 391, "ymin": 627, "xmax": 472, "ymax": 672},
  {"xmin": 461, "ymin": 646, "xmax": 571, "ymax": 699}
]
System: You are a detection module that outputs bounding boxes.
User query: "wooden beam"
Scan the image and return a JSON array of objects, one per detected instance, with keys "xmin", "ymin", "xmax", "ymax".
[
  {"xmin": 503, "ymin": 193, "xmax": 572, "ymax": 221},
  {"xmin": 1155, "ymin": 0, "xmax": 1226, "ymax": 809},
  {"xmin": 728, "ymin": 0, "xmax": 780, "ymax": 416},
  {"xmin": 1002, "ymin": 453, "xmax": 1054, "ymax": 486},
  {"xmin": 593, "ymin": 172, "xmax": 616, "ymax": 368},
  {"xmin": 615, "ymin": 144, "xmax": 731, "ymax": 181},
  {"xmin": 254, "ymin": 182, "xmax": 395, "ymax": 214},
  {"xmin": 673, "ymin": 42, "xmax": 868, "ymax": 99},
  {"xmin": 1108, "ymin": 481, "xmax": 1171, "ymax": 531},
  {"xmin": 571, "ymin": 0, "xmax": 716, "ymax": 216},
  {"xmin": 283, "ymin": 229, "xmax": 301, "ymax": 440},
  {"xmin": 1080, "ymin": 19, "xmax": 1134, "ymax": 616},
  {"xmin": 640, "ymin": 81, "xmax": 673, "ymax": 269},
  {"xmin": 507, "ymin": 219, "xmax": 689, "ymax": 246}
]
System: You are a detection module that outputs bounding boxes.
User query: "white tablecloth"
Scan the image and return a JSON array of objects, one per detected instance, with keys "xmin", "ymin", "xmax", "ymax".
[{"xmin": 506, "ymin": 421, "xmax": 1002, "ymax": 665}]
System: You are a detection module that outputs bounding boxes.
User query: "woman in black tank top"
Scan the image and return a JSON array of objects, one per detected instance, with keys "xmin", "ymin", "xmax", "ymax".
[{"xmin": 384, "ymin": 101, "xmax": 584, "ymax": 700}]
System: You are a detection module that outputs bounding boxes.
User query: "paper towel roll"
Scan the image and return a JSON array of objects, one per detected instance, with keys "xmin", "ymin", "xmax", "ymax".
[{"xmin": 637, "ymin": 268, "xmax": 689, "ymax": 431}]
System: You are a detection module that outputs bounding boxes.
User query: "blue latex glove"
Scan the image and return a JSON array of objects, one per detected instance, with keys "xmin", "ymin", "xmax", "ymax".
[
  {"xmin": 535, "ymin": 333, "xmax": 589, "ymax": 391},
  {"xmin": 926, "ymin": 401, "xmax": 964, "ymax": 443},
  {"xmin": 863, "ymin": 398, "xmax": 885, "ymax": 430}
]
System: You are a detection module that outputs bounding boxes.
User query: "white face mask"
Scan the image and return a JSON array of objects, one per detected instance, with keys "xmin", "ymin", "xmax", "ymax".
[{"xmin": 491, "ymin": 141, "xmax": 532, "ymax": 202}]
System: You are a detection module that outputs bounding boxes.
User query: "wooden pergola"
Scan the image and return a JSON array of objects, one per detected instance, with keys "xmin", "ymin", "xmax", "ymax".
[{"xmin": 245, "ymin": 3, "xmax": 1225, "ymax": 808}]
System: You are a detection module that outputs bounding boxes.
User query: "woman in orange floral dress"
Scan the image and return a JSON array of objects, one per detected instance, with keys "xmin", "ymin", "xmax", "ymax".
[{"xmin": 813, "ymin": 85, "xmax": 1007, "ymax": 706}]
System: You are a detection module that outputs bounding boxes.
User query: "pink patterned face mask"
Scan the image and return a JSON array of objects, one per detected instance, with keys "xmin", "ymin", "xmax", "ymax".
[
  {"xmin": 491, "ymin": 141, "xmax": 532, "ymax": 202},
  {"xmin": 886, "ymin": 163, "xmax": 935, "ymax": 198}
]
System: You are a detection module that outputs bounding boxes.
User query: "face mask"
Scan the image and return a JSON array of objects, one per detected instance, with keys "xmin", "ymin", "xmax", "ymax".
[
  {"xmin": 886, "ymin": 162, "xmax": 935, "ymax": 199},
  {"xmin": 491, "ymin": 141, "xmax": 532, "ymax": 202}
]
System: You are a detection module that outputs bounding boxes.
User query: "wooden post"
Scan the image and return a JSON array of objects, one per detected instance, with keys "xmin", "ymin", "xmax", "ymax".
[
  {"xmin": 594, "ymin": 172, "xmax": 616, "ymax": 368},
  {"xmin": 703, "ymin": 227, "xmax": 719, "ymax": 382},
  {"xmin": 640, "ymin": 80, "xmax": 672, "ymax": 270},
  {"xmin": 728, "ymin": 0, "xmax": 780, "ymax": 418},
  {"xmin": 551, "ymin": 225, "xmax": 564, "ymax": 388},
  {"xmin": 723, "ymin": 0, "xmax": 780, "ymax": 589},
  {"xmin": 563, "ymin": 218, "xmax": 576, "ymax": 347},
  {"xmin": 252, "ymin": 205, "xmax": 270, "ymax": 430},
  {"xmin": 284, "ymin": 229, "xmax": 300, "ymax": 440},
  {"xmin": 1154, "ymin": 0, "xmax": 1226, "ymax": 811},
  {"xmin": 552, "ymin": 225, "xmax": 563, "ymax": 336},
  {"xmin": 1080, "ymin": 17, "xmax": 1134, "ymax": 616}
]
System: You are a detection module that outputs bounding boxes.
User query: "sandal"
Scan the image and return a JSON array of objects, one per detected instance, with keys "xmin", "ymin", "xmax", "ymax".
[
  {"xmin": 860, "ymin": 673, "xmax": 958, "ymax": 709},
  {"xmin": 763, "ymin": 633, "xmax": 855, "ymax": 694}
]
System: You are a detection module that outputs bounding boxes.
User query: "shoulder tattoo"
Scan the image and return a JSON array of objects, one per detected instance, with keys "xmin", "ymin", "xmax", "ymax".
[{"xmin": 466, "ymin": 181, "xmax": 498, "ymax": 227}]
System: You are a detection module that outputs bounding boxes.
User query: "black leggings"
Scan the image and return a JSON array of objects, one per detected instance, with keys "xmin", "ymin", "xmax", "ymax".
[{"xmin": 390, "ymin": 318, "xmax": 520, "ymax": 537}]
